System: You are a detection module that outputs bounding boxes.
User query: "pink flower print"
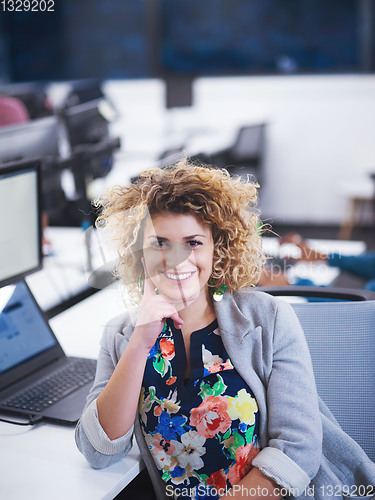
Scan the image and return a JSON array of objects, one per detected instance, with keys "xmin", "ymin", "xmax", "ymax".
[
  {"xmin": 209, "ymin": 358, "xmax": 234, "ymax": 374},
  {"xmin": 207, "ymin": 469, "xmax": 227, "ymax": 491},
  {"xmin": 160, "ymin": 338, "xmax": 175, "ymax": 361},
  {"xmin": 227, "ymin": 443, "xmax": 260, "ymax": 486},
  {"xmin": 190, "ymin": 396, "xmax": 231, "ymax": 438}
]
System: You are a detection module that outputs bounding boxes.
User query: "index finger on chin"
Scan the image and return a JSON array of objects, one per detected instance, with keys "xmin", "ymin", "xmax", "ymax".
[{"xmin": 141, "ymin": 257, "xmax": 157, "ymax": 296}]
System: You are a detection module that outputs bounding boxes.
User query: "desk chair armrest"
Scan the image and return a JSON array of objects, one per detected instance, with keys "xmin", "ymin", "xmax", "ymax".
[{"xmin": 71, "ymin": 136, "xmax": 121, "ymax": 157}]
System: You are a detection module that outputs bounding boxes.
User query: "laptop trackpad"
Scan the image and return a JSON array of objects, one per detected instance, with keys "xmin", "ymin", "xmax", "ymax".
[{"xmin": 42, "ymin": 384, "xmax": 92, "ymax": 425}]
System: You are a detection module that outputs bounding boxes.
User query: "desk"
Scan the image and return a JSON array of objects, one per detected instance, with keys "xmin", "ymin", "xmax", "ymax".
[
  {"xmin": 262, "ymin": 237, "xmax": 366, "ymax": 287},
  {"xmin": 0, "ymin": 286, "xmax": 143, "ymax": 500}
]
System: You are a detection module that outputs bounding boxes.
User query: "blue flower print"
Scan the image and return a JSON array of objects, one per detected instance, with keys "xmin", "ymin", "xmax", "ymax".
[
  {"xmin": 155, "ymin": 411, "xmax": 187, "ymax": 441},
  {"xmin": 238, "ymin": 422, "xmax": 248, "ymax": 433},
  {"xmin": 170, "ymin": 466, "xmax": 185, "ymax": 478},
  {"xmin": 148, "ymin": 344, "xmax": 157, "ymax": 359}
]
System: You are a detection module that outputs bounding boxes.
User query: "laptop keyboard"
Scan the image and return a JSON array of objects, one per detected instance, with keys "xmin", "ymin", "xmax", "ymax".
[{"xmin": 3, "ymin": 358, "xmax": 97, "ymax": 413}]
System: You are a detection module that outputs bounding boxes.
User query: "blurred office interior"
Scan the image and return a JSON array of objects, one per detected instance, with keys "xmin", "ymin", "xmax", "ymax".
[
  {"xmin": 1, "ymin": 0, "xmax": 375, "ymax": 297},
  {"xmin": 1, "ymin": 3, "xmax": 375, "ymax": 498}
]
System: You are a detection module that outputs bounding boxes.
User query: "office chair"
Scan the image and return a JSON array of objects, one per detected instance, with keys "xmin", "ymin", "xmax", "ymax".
[
  {"xmin": 258, "ymin": 286, "xmax": 375, "ymax": 461},
  {"xmin": 211, "ymin": 123, "xmax": 266, "ymax": 183},
  {"xmin": 64, "ymin": 79, "xmax": 105, "ymax": 108},
  {"xmin": 49, "ymin": 98, "xmax": 120, "ymax": 226},
  {"xmin": 0, "ymin": 82, "xmax": 52, "ymax": 120},
  {"xmin": 0, "ymin": 95, "xmax": 30, "ymax": 127}
]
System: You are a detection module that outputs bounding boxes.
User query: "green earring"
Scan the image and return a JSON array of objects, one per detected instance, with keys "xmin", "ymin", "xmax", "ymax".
[
  {"xmin": 137, "ymin": 277, "xmax": 144, "ymax": 295},
  {"xmin": 212, "ymin": 284, "xmax": 227, "ymax": 302},
  {"xmin": 137, "ymin": 277, "xmax": 159, "ymax": 295}
]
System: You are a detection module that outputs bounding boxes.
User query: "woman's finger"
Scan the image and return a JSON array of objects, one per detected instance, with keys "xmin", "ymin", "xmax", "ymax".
[
  {"xmin": 169, "ymin": 311, "xmax": 184, "ymax": 329},
  {"xmin": 141, "ymin": 257, "xmax": 157, "ymax": 296}
]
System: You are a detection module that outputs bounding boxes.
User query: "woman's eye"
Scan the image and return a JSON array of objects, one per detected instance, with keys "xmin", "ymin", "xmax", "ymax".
[
  {"xmin": 150, "ymin": 240, "xmax": 202, "ymax": 249},
  {"xmin": 187, "ymin": 240, "xmax": 202, "ymax": 248},
  {"xmin": 151, "ymin": 240, "xmax": 168, "ymax": 249}
]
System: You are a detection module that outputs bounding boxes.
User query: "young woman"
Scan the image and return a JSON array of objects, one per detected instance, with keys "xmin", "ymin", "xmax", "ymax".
[{"xmin": 76, "ymin": 161, "xmax": 375, "ymax": 499}]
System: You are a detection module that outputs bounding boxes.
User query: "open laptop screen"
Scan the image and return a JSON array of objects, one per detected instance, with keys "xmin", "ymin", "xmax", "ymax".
[
  {"xmin": 0, "ymin": 160, "xmax": 42, "ymax": 287},
  {"xmin": 0, "ymin": 281, "xmax": 56, "ymax": 376}
]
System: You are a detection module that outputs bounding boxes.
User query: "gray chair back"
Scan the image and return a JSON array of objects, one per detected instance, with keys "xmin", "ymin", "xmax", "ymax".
[{"xmin": 291, "ymin": 299, "xmax": 375, "ymax": 461}]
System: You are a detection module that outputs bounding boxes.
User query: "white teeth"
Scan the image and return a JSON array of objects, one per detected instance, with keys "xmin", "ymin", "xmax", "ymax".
[{"xmin": 166, "ymin": 272, "xmax": 193, "ymax": 280}]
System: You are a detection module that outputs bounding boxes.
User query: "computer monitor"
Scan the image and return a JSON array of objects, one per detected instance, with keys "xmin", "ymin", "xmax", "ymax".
[
  {"xmin": 0, "ymin": 160, "xmax": 42, "ymax": 287},
  {"xmin": 0, "ymin": 115, "xmax": 59, "ymax": 166}
]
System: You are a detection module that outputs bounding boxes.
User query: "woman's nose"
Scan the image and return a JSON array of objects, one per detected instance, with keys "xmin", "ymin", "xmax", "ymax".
[{"xmin": 165, "ymin": 242, "xmax": 192, "ymax": 269}]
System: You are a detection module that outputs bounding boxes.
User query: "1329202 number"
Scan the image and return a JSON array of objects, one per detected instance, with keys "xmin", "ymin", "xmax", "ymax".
[{"xmin": 1, "ymin": 0, "xmax": 55, "ymax": 11}]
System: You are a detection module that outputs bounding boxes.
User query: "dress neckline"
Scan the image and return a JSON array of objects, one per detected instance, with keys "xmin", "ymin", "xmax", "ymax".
[{"xmin": 166, "ymin": 317, "xmax": 218, "ymax": 337}]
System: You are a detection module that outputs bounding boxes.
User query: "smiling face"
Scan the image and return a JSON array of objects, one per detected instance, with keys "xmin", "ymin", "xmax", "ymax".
[{"xmin": 142, "ymin": 212, "xmax": 214, "ymax": 306}]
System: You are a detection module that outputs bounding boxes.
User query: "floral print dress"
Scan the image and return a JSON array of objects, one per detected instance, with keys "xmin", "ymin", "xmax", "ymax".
[{"xmin": 138, "ymin": 318, "xmax": 261, "ymax": 499}]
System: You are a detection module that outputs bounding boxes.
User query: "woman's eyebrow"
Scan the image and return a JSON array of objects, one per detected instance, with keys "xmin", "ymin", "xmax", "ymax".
[
  {"xmin": 183, "ymin": 234, "xmax": 206, "ymax": 240},
  {"xmin": 147, "ymin": 234, "xmax": 206, "ymax": 240}
]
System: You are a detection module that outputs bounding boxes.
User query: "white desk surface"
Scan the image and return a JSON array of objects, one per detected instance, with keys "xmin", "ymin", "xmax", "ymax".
[{"xmin": 0, "ymin": 285, "xmax": 143, "ymax": 500}]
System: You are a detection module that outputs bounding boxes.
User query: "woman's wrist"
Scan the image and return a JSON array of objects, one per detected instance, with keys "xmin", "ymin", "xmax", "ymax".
[
  {"xmin": 96, "ymin": 335, "xmax": 149, "ymax": 440},
  {"xmin": 220, "ymin": 467, "xmax": 283, "ymax": 499},
  {"xmin": 127, "ymin": 326, "xmax": 156, "ymax": 355}
]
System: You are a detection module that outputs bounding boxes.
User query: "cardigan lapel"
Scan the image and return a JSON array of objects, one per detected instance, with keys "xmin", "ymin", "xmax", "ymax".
[{"xmin": 213, "ymin": 291, "xmax": 255, "ymax": 339}]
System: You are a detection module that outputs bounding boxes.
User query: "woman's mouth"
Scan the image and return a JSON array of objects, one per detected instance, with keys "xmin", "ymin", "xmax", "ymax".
[{"xmin": 164, "ymin": 271, "xmax": 195, "ymax": 282}]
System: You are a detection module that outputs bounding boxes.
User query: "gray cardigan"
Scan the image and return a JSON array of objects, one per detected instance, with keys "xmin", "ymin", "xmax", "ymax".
[{"xmin": 75, "ymin": 290, "xmax": 375, "ymax": 499}]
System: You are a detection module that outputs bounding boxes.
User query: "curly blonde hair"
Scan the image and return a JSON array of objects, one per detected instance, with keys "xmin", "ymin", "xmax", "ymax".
[{"xmin": 95, "ymin": 159, "xmax": 265, "ymax": 305}]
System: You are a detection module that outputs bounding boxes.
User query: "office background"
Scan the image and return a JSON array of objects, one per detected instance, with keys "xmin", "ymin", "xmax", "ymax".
[
  {"xmin": 1, "ymin": 0, "xmax": 375, "ymax": 228},
  {"xmin": 1, "ymin": 4, "xmax": 375, "ymax": 499}
]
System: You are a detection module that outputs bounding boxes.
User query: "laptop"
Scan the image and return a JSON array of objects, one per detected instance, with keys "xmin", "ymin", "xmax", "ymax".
[
  {"xmin": 0, "ymin": 160, "xmax": 96, "ymax": 425},
  {"xmin": 0, "ymin": 279, "xmax": 96, "ymax": 425}
]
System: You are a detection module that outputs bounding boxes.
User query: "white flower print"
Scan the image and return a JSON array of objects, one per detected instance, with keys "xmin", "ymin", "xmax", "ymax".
[
  {"xmin": 144, "ymin": 433, "xmax": 177, "ymax": 471},
  {"xmin": 202, "ymin": 346, "xmax": 224, "ymax": 370},
  {"xmin": 202, "ymin": 345, "xmax": 234, "ymax": 374},
  {"xmin": 171, "ymin": 430, "xmax": 206, "ymax": 471}
]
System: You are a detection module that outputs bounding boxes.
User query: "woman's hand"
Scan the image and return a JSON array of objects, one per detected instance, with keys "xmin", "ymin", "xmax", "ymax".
[
  {"xmin": 133, "ymin": 263, "xmax": 184, "ymax": 351},
  {"xmin": 96, "ymin": 265, "xmax": 183, "ymax": 441},
  {"xmin": 220, "ymin": 467, "xmax": 282, "ymax": 499}
]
